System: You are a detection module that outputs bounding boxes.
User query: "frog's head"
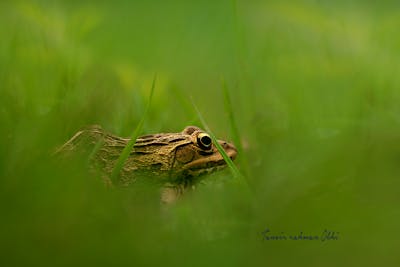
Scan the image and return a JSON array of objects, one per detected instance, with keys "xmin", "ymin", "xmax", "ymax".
[
  {"xmin": 133, "ymin": 126, "xmax": 237, "ymax": 182},
  {"xmin": 173, "ymin": 126, "xmax": 237, "ymax": 178}
]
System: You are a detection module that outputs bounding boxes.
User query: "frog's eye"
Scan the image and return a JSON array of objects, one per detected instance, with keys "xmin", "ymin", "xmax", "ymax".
[{"xmin": 197, "ymin": 133, "xmax": 212, "ymax": 150}]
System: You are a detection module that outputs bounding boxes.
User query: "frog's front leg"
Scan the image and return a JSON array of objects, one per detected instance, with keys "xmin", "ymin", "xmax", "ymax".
[{"xmin": 161, "ymin": 183, "xmax": 194, "ymax": 204}]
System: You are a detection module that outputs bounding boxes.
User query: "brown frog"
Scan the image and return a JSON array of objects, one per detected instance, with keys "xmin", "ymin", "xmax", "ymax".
[{"xmin": 57, "ymin": 125, "xmax": 237, "ymax": 203}]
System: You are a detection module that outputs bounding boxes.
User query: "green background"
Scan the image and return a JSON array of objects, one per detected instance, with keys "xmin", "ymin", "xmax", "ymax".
[{"xmin": 1, "ymin": 0, "xmax": 399, "ymax": 266}]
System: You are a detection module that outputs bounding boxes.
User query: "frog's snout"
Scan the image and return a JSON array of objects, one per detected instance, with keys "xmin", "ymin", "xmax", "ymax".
[{"xmin": 218, "ymin": 140, "xmax": 238, "ymax": 161}]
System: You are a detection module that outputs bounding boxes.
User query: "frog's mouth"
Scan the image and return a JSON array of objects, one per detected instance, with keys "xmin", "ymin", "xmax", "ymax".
[{"xmin": 183, "ymin": 140, "xmax": 238, "ymax": 176}]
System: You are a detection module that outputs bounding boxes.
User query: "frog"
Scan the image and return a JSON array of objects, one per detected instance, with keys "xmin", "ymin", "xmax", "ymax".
[{"xmin": 56, "ymin": 125, "xmax": 237, "ymax": 203}]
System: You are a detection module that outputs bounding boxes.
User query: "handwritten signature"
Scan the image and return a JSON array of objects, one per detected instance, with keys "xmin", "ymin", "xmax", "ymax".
[{"xmin": 261, "ymin": 228, "xmax": 339, "ymax": 242}]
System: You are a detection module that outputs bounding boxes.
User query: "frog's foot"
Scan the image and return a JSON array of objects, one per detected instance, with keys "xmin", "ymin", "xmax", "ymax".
[{"xmin": 161, "ymin": 183, "xmax": 191, "ymax": 205}]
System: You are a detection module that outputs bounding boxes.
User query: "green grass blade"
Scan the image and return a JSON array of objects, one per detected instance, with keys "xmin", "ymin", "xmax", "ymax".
[
  {"xmin": 221, "ymin": 77, "xmax": 250, "ymax": 177},
  {"xmin": 221, "ymin": 77, "xmax": 242, "ymax": 154},
  {"xmin": 190, "ymin": 98, "xmax": 249, "ymax": 190},
  {"xmin": 87, "ymin": 138, "xmax": 105, "ymax": 167},
  {"xmin": 110, "ymin": 74, "xmax": 157, "ymax": 183}
]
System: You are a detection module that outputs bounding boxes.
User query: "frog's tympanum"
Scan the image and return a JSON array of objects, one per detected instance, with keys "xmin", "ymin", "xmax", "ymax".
[{"xmin": 57, "ymin": 125, "xmax": 237, "ymax": 203}]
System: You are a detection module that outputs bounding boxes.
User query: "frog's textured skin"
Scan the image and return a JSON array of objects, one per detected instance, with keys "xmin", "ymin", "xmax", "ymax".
[{"xmin": 57, "ymin": 125, "xmax": 237, "ymax": 203}]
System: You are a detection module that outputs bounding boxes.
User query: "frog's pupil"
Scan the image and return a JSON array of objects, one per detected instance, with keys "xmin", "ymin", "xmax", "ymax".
[{"xmin": 201, "ymin": 136, "xmax": 212, "ymax": 146}]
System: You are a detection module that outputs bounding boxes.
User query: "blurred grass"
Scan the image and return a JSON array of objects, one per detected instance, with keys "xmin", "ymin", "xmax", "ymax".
[
  {"xmin": 1, "ymin": 0, "xmax": 400, "ymax": 266},
  {"xmin": 111, "ymin": 73, "xmax": 156, "ymax": 183}
]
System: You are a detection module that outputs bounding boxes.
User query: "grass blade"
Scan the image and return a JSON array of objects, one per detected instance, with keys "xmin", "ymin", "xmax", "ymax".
[
  {"xmin": 221, "ymin": 77, "xmax": 250, "ymax": 177},
  {"xmin": 110, "ymin": 74, "xmax": 157, "ymax": 183},
  {"xmin": 221, "ymin": 78, "xmax": 242, "ymax": 154},
  {"xmin": 190, "ymin": 98, "xmax": 250, "ymax": 190}
]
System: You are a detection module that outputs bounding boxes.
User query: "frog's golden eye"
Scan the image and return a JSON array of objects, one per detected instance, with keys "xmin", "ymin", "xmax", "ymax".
[{"xmin": 197, "ymin": 133, "xmax": 212, "ymax": 150}]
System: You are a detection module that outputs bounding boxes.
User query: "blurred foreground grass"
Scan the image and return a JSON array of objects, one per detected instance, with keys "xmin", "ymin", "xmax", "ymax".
[{"xmin": 1, "ymin": 0, "xmax": 400, "ymax": 266}]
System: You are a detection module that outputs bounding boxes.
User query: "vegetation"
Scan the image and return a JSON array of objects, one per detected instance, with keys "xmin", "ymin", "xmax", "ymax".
[{"xmin": 1, "ymin": 1, "xmax": 399, "ymax": 266}]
